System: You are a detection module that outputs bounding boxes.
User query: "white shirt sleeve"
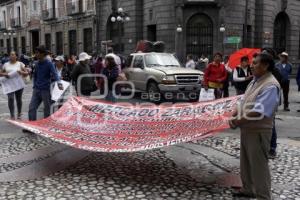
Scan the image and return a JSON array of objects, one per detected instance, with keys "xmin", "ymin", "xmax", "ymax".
[
  {"xmin": 233, "ymin": 69, "xmax": 246, "ymax": 82},
  {"xmin": 19, "ymin": 62, "xmax": 25, "ymax": 69}
]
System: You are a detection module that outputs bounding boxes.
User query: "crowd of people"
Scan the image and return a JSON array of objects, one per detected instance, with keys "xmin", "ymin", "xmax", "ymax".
[
  {"xmin": 185, "ymin": 51, "xmax": 300, "ymax": 111},
  {"xmin": 0, "ymin": 45, "xmax": 300, "ymax": 199},
  {"xmin": 0, "ymin": 46, "xmax": 126, "ymax": 123}
]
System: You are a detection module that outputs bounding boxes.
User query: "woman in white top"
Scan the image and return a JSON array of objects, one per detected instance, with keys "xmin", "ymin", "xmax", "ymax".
[{"xmin": 0, "ymin": 51, "xmax": 29, "ymax": 119}]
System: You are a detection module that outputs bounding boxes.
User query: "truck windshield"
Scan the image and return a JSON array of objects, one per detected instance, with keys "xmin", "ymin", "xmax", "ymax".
[{"xmin": 145, "ymin": 54, "xmax": 181, "ymax": 67}]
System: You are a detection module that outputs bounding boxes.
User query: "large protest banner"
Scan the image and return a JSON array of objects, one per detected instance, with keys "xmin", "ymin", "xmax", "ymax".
[{"xmin": 8, "ymin": 96, "xmax": 241, "ymax": 152}]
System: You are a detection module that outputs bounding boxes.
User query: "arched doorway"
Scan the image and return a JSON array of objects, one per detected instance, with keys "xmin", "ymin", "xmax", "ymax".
[
  {"xmin": 186, "ymin": 14, "xmax": 213, "ymax": 58},
  {"xmin": 273, "ymin": 12, "xmax": 290, "ymax": 53},
  {"xmin": 106, "ymin": 17, "xmax": 124, "ymax": 53}
]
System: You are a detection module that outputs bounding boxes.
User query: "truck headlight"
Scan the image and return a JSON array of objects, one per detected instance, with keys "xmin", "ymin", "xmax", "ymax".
[{"xmin": 162, "ymin": 75, "xmax": 176, "ymax": 84}]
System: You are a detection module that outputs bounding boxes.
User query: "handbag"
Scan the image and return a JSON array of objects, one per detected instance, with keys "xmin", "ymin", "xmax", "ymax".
[
  {"xmin": 208, "ymin": 81, "xmax": 223, "ymax": 89},
  {"xmin": 199, "ymin": 88, "xmax": 215, "ymax": 102},
  {"xmin": 23, "ymin": 75, "xmax": 31, "ymax": 84}
]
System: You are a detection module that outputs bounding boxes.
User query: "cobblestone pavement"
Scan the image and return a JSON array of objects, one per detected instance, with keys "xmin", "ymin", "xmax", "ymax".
[{"xmin": 0, "ymin": 132, "xmax": 299, "ymax": 199}]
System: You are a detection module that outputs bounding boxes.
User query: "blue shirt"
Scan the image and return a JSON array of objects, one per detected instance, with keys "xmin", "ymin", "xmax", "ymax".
[
  {"xmin": 251, "ymin": 85, "xmax": 280, "ymax": 118},
  {"xmin": 275, "ymin": 62, "xmax": 292, "ymax": 82},
  {"xmin": 33, "ymin": 59, "xmax": 60, "ymax": 90}
]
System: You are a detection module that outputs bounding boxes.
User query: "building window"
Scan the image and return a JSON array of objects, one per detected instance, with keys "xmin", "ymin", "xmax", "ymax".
[
  {"xmin": 3, "ymin": 11, "xmax": 6, "ymax": 28},
  {"xmin": 149, "ymin": 9, "xmax": 153, "ymax": 21},
  {"xmin": 45, "ymin": 33, "xmax": 51, "ymax": 52},
  {"xmin": 17, "ymin": 6, "xmax": 21, "ymax": 26},
  {"xmin": 7, "ymin": 38, "xmax": 11, "ymax": 54},
  {"xmin": 186, "ymin": 14, "xmax": 213, "ymax": 57},
  {"xmin": 83, "ymin": 28, "xmax": 93, "ymax": 54},
  {"xmin": 147, "ymin": 25, "xmax": 156, "ymax": 41},
  {"xmin": 69, "ymin": 30, "xmax": 77, "ymax": 56},
  {"xmin": 33, "ymin": 0, "xmax": 37, "ymax": 11},
  {"xmin": 56, "ymin": 32, "xmax": 63, "ymax": 55},
  {"xmin": 85, "ymin": 0, "xmax": 94, "ymax": 11},
  {"xmin": 13, "ymin": 38, "xmax": 18, "ymax": 52},
  {"xmin": 274, "ymin": 12, "xmax": 290, "ymax": 53},
  {"xmin": 21, "ymin": 37, "xmax": 26, "ymax": 54},
  {"xmin": 0, "ymin": 39, "xmax": 3, "ymax": 47}
]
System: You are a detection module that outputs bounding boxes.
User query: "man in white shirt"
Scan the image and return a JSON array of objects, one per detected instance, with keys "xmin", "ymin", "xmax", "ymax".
[{"xmin": 185, "ymin": 54, "xmax": 195, "ymax": 69}]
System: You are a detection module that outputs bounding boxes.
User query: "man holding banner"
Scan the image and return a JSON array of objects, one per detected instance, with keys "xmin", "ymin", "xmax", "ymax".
[{"xmin": 229, "ymin": 53, "xmax": 280, "ymax": 200}]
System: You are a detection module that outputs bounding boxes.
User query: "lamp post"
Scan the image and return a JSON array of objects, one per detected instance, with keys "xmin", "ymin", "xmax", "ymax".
[
  {"xmin": 3, "ymin": 27, "xmax": 16, "ymax": 53},
  {"xmin": 110, "ymin": 7, "xmax": 130, "ymax": 53},
  {"xmin": 220, "ymin": 24, "xmax": 226, "ymax": 55},
  {"xmin": 175, "ymin": 24, "xmax": 183, "ymax": 62}
]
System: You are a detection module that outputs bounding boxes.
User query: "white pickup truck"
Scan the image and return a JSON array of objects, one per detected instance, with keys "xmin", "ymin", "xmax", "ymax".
[{"xmin": 124, "ymin": 52, "xmax": 204, "ymax": 101}]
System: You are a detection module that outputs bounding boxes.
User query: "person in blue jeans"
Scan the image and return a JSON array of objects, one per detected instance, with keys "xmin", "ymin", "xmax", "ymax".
[{"xmin": 24, "ymin": 46, "xmax": 63, "ymax": 130}]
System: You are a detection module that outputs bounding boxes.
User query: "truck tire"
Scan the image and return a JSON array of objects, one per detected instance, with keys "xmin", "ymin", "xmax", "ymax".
[{"xmin": 147, "ymin": 82, "xmax": 161, "ymax": 102}]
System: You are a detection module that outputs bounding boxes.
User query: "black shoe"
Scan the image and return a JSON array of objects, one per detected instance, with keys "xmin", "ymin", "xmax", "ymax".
[
  {"xmin": 297, "ymin": 110, "xmax": 300, "ymax": 113},
  {"xmin": 284, "ymin": 108, "xmax": 290, "ymax": 112},
  {"xmin": 22, "ymin": 129, "xmax": 34, "ymax": 134},
  {"xmin": 232, "ymin": 190, "xmax": 256, "ymax": 198},
  {"xmin": 269, "ymin": 150, "xmax": 277, "ymax": 159}
]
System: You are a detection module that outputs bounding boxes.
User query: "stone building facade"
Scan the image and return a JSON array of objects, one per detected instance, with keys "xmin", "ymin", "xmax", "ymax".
[
  {"xmin": 98, "ymin": 0, "xmax": 300, "ymax": 64},
  {"xmin": 0, "ymin": 0, "xmax": 96, "ymax": 56}
]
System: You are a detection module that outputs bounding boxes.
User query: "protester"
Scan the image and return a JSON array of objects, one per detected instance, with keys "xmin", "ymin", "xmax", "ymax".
[
  {"xmin": 26, "ymin": 46, "xmax": 63, "ymax": 124},
  {"xmin": 102, "ymin": 56, "xmax": 119, "ymax": 102},
  {"xmin": 106, "ymin": 48, "xmax": 122, "ymax": 73},
  {"xmin": 276, "ymin": 52, "xmax": 292, "ymax": 111},
  {"xmin": 185, "ymin": 54, "xmax": 196, "ymax": 69},
  {"xmin": 203, "ymin": 53, "xmax": 227, "ymax": 99},
  {"xmin": 1, "ymin": 53, "xmax": 9, "ymax": 65},
  {"xmin": 93, "ymin": 56, "xmax": 105, "ymax": 94},
  {"xmin": 229, "ymin": 53, "xmax": 280, "ymax": 199},
  {"xmin": 223, "ymin": 55, "xmax": 232, "ymax": 98},
  {"xmin": 261, "ymin": 48, "xmax": 283, "ymax": 159},
  {"xmin": 0, "ymin": 51, "xmax": 29, "ymax": 119},
  {"xmin": 233, "ymin": 56, "xmax": 253, "ymax": 95},
  {"xmin": 197, "ymin": 54, "xmax": 209, "ymax": 71},
  {"xmin": 54, "ymin": 56, "xmax": 71, "ymax": 82},
  {"xmin": 71, "ymin": 52, "xmax": 95, "ymax": 97},
  {"xmin": 67, "ymin": 55, "xmax": 77, "ymax": 74}
]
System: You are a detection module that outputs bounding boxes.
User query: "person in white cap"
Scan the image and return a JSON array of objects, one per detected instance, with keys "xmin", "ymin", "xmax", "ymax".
[
  {"xmin": 105, "ymin": 48, "xmax": 122, "ymax": 73},
  {"xmin": 71, "ymin": 52, "xmax": 96, "ymax": 96},
  {"xmin": 54, "ymin": 56, "xmax": 71, "ymax": 82},
  {"xmin": 275, "ymin": 52, "xmax": 292, "ymax": 111}
]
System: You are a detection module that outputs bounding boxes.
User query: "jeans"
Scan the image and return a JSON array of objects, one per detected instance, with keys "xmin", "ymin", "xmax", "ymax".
[
  {"xmin": 7, "ymin": 89, "xmax": 24, "ymax": 118},
  {"xmin": 270, "ymin": 117, "xmax": 277, "ymax": 152},
  {"xmin": 28, "ymin": 89, "xmax": 51, "ymax": 121},
  {"xmin": 106, "ymin": 91, "xmax": 116, "ymax": 103}
]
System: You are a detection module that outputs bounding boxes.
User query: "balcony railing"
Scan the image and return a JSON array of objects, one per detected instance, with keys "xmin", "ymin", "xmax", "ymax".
[
  {"xmin": 66, "ymin": 0, "xmax": 83, "ymax": 15},
  {"xmin": 11, "ymin": 18, "xmax": 21, "ymax": 28},
  {"xmin": 0, "ymin": 21, "xmax": 5, "ymax": 30},
  {"xmin": 41, "ymin": 8, "xmax": 58, "ymax": 21}
]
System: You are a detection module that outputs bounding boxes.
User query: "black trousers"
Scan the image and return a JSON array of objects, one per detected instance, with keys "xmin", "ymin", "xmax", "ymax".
[
  {"xmin": 7, "ymin": 89, "xmax": 24, "ymax": 118},
  {"xmin": 281, "ymin": 80, "xmax": 290, "ymax": 109}
]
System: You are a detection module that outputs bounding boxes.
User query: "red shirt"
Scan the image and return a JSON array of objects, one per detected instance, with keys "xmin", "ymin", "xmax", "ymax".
[{"xmin": 203, "ymin": 62, "xmax": 227, "ymax": 86}]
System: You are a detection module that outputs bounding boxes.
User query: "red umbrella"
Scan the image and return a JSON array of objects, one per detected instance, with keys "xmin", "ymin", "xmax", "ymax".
[{"xmin": 228, "ymin": 48, "xmax": 261, "ymax": 69}]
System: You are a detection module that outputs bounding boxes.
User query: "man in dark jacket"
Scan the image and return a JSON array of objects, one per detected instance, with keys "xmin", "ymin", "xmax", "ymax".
[
  {"xmin": 276, "ymin": 52, "xmax": 292, "ymax": 111},
  {"xmin": 28, "ymin": 46, "xmax": 63, "ymax": 122},
  {"xmin": 71, "ymin": 52, "xmax": 95, "ymax": 96}
]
